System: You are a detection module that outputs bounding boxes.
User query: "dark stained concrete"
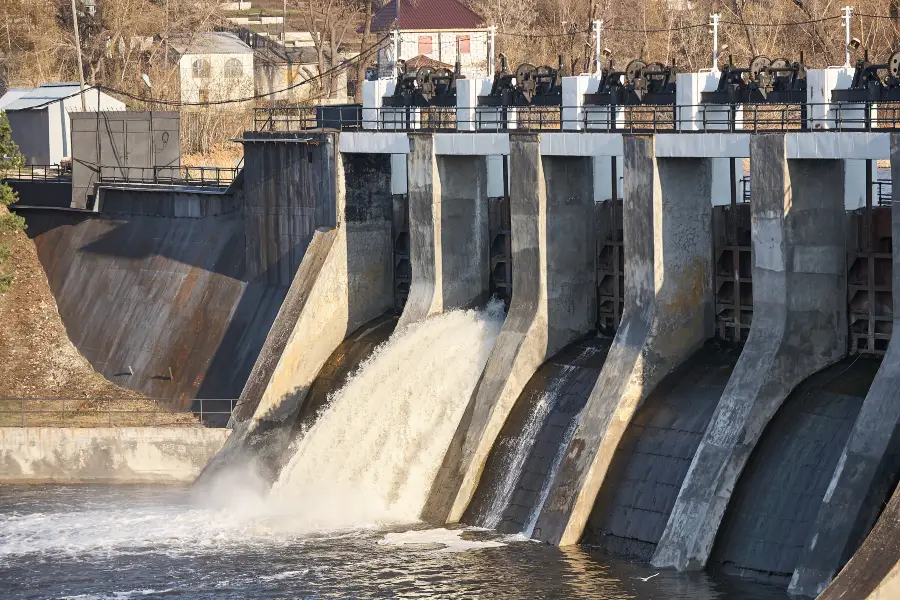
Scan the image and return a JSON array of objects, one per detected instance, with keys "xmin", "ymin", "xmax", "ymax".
[
  {"xmin": 709, "ymin": 356, "xmax": 879, "ymax": 586},
  {"xmin": 582, "ymin": 343, "xmax": 741, "ymax": 561},
  {"xmin": 463, "ymin": 337, "xmax": 611, "ymax": 533}
]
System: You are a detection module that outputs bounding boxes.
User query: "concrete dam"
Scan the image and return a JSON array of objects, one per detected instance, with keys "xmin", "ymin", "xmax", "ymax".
[{"xmin": 14, "ymin": 127, "xmax": 900, "ymax": 598}]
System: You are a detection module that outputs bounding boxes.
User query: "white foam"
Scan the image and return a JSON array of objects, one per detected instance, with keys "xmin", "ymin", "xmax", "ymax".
[
  {"xmin": 267, "ymin": 302, "xmax": 505, "ymax": 531},
  {"xmin": 378, "ymin": 528, "xmax": 506, "ymax": 553}
]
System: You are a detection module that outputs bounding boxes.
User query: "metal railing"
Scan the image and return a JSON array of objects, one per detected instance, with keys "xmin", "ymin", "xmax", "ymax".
[
  {"xmin": 0, "ymin": 397, "xmax": 236, "ymax": 428},
  {"xmin": 99, "ymin": 165, "xmax": 240, "ymax": 188},
  {"xmin": 253, "ymin": 101, "xmax": 900, "ymax": 133},
  {"xmin": 876, "ymin": 179, "xmax": 893, "ymax": 206},
  {"xmin": 3, "ymin": 164, "xmax": 72, "ymax": 181}
]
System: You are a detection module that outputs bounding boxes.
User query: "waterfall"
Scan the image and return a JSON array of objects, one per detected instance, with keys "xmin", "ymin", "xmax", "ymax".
[{"xmin": 266, "ymin": 301, "xmax": 504, "ymax": 532}]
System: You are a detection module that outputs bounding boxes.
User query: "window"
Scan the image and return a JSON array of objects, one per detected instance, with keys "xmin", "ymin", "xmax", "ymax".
[
  {"xmin": 192, "ymin": 58, "xmax": 210, "ymax": 79},
  {"xmin": 457, "ymin": 34, "xmax": 470, "ymax": 54},
  {"xmin": 225, "ymin": 58, "xmax": 243, "ymax": 78},
  {"xmin": 418, "ymin": 35, "xmax": 432, "ymax": 55}
]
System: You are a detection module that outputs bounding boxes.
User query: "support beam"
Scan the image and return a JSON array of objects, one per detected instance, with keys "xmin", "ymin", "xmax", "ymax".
[
  {"xmin": 398, "ymin": 134, "xmax": 489, "ymax": 329},
  {"xmin": 788, "ymin": 135, "xmax": 900, "ymax": 598},
  {"xmin": 652, "ymin": 133, "xmax": 847, "ymax": 571},
  {"xmin": 532, "ymin": 135, "xmax": 715, "ymax": 546},
  {"xmin": 421, "ymin": 134, "xmax": 596, "ymax": 525}
]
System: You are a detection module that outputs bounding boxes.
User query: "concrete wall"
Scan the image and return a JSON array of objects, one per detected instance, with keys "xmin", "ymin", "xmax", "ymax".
[
  {"xmin": 0, "ymin": 427, "xmax": 229, "ymax": 484},
  {"xmin": 399, "ymin": 134, "xmax": 489, "ymax": 329},
  {"xmin": 652, "ymin": 134, "xmax": 848, "ymax": 572},
  {"xmin": 242, "ymin": 133, "xmax": 337, "ymax": 286},
  {"xmin": 98, "ymin": 186, "xmax": 241, "ymax": 217},
  {"xmin": 818, "ymin": 484, "xmax": 900, "ymax": 600},
  {"xmin": 421, "ymin": 134, "xmax": 596, "ymax": 525},
  {"xmin": 533, "ymin": 136, "xmax": 715, "ymax": 546},
  {"xmin": 23, "ymin": 208, "xmax": 286, "ymax": 402},
  {"xmin": 582, "ymin": 345, "xmax": 741, "ymax": 560},
  {"xmin": 788, "ymin": 135, "xmax": 900, "ymax": 598},
  {"xmin": 198, "ymin": 146, "xmax": 394, "ymax": 483}
]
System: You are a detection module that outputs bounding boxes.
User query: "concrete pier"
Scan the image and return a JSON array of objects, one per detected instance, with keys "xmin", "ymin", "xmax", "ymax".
[
  {"xmin": 421, "ymin": 134, "xmax": 596, "ymax": 525},
  {"xmin": 652, "ymin": 134, "xmax": 847, "ymax": 571},
  {"xmin": 397, "ymin": 134, "xmax": 490, "ymax": 329},
  {"xmin": 532, "ymin": 135, "xmax": 715, "ymax": 546},
  {"xmin": 197, "ymin": 145, "xmax": 394, "ymax": 483},
  {"xmin": 788, "ymin": 136, "xmax": 900, "ymax": 598}
]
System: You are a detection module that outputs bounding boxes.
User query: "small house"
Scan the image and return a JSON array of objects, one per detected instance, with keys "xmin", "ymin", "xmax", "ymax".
[
  {"xmin": 168, "ymin": 32, "xmax": 255, "ymax": 107},
  {"xmin": 366, "ymin": 0, "xmax": 489, "ymax": 79},
  {"xmin": 0, "ymin": 83, "xmax": 125, "ymax": 165}
]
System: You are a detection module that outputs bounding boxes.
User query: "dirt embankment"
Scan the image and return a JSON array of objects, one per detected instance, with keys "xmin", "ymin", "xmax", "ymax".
[{"xmin": 0, "ymin": 206, "xmax": 198, "ymax": 426}]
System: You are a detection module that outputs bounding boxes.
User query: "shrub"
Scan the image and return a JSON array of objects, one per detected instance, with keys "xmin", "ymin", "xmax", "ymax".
[
  {"xmin": 0, "ymin": 272, "xmax": 12, "ymax": 293},
  {"xmin": 0, "ymin": 211, "xmax": 25, "ymax": 232}
]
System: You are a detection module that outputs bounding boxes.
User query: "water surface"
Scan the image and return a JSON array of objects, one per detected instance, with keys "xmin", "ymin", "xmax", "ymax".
[{"xmin": 0, "ymin": 485, "xmax": 790, "ymax": 599}]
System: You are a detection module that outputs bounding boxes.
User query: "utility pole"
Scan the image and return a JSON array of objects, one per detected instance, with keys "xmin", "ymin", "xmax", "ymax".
[
  {"xmin": 282, "ymin": 0, "xmax": 286, "ymax": 45},
  {"xmin": 710, "ymin": 13, "xmax": 720, "ymax": 72},
  {"xmin": 71, "ymin": 0, "xmax": 87, "ymax": 110},
  {"xmin": 843, "ymin": 6, "xmax": 853, "ymax": 67},
  {"xmin": 488, "ymin": 26, "xmax": 496, "ymax": 79},
  {"xmin": 592, "ymin": 19, "xmax": 602, "ymax": 75}
]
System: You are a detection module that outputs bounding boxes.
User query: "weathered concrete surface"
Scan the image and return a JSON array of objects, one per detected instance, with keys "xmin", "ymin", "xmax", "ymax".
[
  {"xmin": 242, "ymin": 132, "xmax": 338, "ymax": 286},
  {"xmin": 710, "ymin": 356, "xmax": 875, "ymax": 585},
  {"xmin": 652, "ymin": 134, "xmax": 848, "ymax": 571},
  {"xmin": 98, "ymin": 185, "xmax": 242, "ymax": 217},
  {"xmin": 817, "ymin": 484, "xmax": 900, "ymax": 600},
  {"xmin": 789, "ymin": 136, "xmax": 900, "ymax": 598},
  {"xmin": 398, "ymin": 134, "xmax": 489, "ymax": 329},
  {"xmin": 463, "ymin": 337, "xmax": 612, "ymax": 533},
  {"xmin": 421, "ymin": 134, "xmax": 596, "ymax": 525},
  {"xmin": 533, "ymin": 135, "xmax": 714, "ymax": 546},
  {"xmin": 197, "ymin": 149, "xmax": 394, "ymax": 483},
  {"xmin": 0, "ymin": 427, "xmax": 229, "ymax": 483},
  {"xmin": 582, "ymin": 344, "xmax": 741, "ymax": 560},
  {"xmin": 23, "ymin": 209, "xmax": 286, "ymax": 402}
]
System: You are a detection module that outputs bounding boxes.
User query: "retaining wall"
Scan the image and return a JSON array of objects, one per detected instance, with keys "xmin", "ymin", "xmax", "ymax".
[{"xmin": 0, "ymin": 427, "xmax": 229, "ymax": 484}]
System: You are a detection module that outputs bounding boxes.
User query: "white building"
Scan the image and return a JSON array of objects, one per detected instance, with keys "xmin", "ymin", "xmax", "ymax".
[
  {"xmin": 367, "ymin": 0, "xmax": 490, "ymax": 79},
  {"xmin": 0, "ymin": 83, "xmax": 125, "ymax": 165},
  {"xmin": 169, "ymin": 32, "xmax": 255, "ymax": 107}
]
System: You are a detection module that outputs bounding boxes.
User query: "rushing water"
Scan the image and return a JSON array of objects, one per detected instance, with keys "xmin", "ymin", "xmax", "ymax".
[
  {"xmin": 0, "ymin": 305, "xmax": 790, "ymax": 598},
  {"xmin": 0, "ymin": 485, "xmax": 791, "ymax": 599}
]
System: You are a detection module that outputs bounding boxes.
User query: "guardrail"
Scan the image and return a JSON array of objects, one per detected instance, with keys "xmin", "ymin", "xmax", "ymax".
[
  {"xmin": 2, "ymin": 164, "xmax": 72, "ymax": 181},
  {"xmin": 98, "ymin": 165, "xmax": 240, "ymax": 188},
  {"xmin": 876, "ymin": 179, "xmax": 893, "ymax": 206},
  {"xmin": 253, "ymin": 101, "xmax": 900, "ymax": 133},
  {"xmin": 4, "ymin": 164, "xmax": 240, "ymax": 188},
  {"xmin": 0, "ymin": 397, "xmax": 237, "ymax": 428}
]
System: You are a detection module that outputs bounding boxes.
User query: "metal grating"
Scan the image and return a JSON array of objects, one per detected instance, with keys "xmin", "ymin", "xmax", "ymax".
[
  {"xmin": 596, "ymin": 198, "xmax": 624, "ymax": 335},
  {"xmin": 713, "ymin": 168, "xmax": 753, "ymax": 344},
  {"xmin": 848, "ymin": 192, "xmax": 893, "ymax": 356},
  {"xmin": 488, "ymin": 195, "xmax": 513, "ymax": 309},
  {"xmin": 392, "ymin": 194, "xmax": 410, "ymax": 313}
]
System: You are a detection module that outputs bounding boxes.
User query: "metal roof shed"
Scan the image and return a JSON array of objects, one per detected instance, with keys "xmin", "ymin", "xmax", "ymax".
[{"xmin": 0, "ymin": 83, "xmax": 126, "ymax": 165}]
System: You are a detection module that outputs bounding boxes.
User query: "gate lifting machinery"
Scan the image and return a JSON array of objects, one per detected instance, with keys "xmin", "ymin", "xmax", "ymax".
[
  {"xmin": 832, "ymin": 51, "xmax": 900, "ymax": 103},
  {"xmin": 702, "ymin": 54, "xmax": 807, "ymax": 104},
  {"xmin": 477, "ymin": 55, "xmax": 566, "ymax": 107},
  {"xmin": 382, "ymin": 59, "xmax": 464, "ymax": 108},
  {"xmin": 584, "ymin": 60, "xmax": 678, "ymax": 106}
]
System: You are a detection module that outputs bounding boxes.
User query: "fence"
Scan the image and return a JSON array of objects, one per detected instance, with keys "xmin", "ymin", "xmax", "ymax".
[
  {"xmin": 0, "ymin": 397, "xmax": 236, "ymax": 428},
  {"xmin": 4, "ymin": 164, "xmax": 240, "ymax": 188},
  {"xmin": 252, "ymin": 101, "xmax": 900, "ymax": 133}
]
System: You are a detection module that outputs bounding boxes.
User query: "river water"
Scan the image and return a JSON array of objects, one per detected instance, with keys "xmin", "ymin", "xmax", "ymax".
[{"xmin": 0, "ymin": 485, "xmax": 789, "ymax": 600}]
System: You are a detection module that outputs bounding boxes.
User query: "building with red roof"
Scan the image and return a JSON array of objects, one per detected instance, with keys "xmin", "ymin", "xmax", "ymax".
[{"xmin": 363, "ymin": 0, "xmax": 490, "ymax": 79}]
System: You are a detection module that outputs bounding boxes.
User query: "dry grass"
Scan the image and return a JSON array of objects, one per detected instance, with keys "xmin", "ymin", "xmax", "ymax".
[
  {"xmin": 182, "ymin": 143, "xmax": 245, "ymax": 169},
  {"xmin": 0, "ymin": 206, "xmax": 200, "ymax": 427}
]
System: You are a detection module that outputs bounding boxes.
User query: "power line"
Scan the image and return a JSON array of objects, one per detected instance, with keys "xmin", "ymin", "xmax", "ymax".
[{"xmin": 103, "ymin": 33, "xmax": 391, "ymax": 107}]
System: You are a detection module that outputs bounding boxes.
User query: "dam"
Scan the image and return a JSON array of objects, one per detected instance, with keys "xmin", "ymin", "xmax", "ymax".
[{"xmin": 6, "ymin": 67, "xmax": 900, "ymax": 599}]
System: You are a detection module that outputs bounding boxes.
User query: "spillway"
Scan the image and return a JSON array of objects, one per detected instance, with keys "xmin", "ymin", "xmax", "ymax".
[
  {"xmin": 581, "ymin": 343, "xmax": 741, "ymax": 560},
  {"xmin": 463, "ymin": 338, "xmax": 611, "ymax": 534},
  {"xmin": 709, "ymin": 356, "xmax": 881, "ymax": 584},
  {"xmin": 267, "ymin": 302, "xmax": 504, "ymax": 530}
]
